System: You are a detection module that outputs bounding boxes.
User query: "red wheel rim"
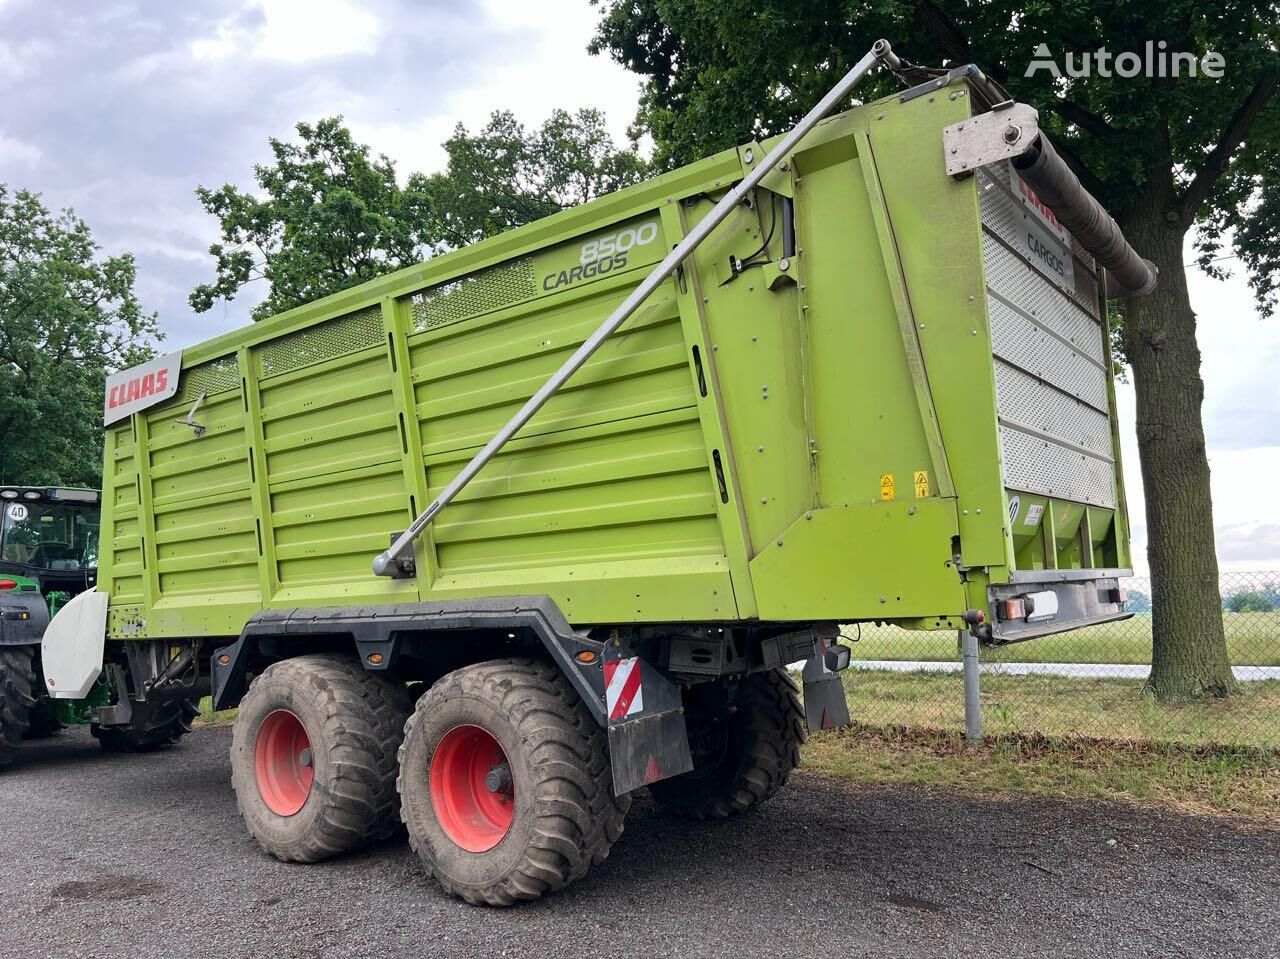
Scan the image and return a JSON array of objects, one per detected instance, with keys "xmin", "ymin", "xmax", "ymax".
[
  {"xmin": 430, "ymin": 724, "xmax": 514, "ymax": 852},
  {"xmin": 255, "ymin": 709, "xmax": 314, "ymax": 817}
]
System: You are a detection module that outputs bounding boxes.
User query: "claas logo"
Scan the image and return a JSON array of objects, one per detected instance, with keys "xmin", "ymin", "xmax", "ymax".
[{"xmin": 107, "ymin": 369, "xmax": 170, "ymax": 409}]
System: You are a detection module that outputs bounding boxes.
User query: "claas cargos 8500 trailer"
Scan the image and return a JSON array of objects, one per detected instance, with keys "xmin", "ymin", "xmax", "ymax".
[{"xmin": 32, "ymin": 43, "xmax": 1148, "ymax": 904}]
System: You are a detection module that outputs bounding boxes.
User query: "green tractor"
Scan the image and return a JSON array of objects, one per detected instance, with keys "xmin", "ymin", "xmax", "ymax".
[
  {"xmin": 0, "ymin": 486, "xmax": 185, "ymax": 766},
  {"xmin": 0, "ymin": 487, "xmax": 103, "ymax": 762}
]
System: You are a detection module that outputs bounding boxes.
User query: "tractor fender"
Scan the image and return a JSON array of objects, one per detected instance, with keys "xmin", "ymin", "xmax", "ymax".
[
  {"xmin": 0, "ymin": 590, "xmax": 49, "ymax": 647},
  {"xmin": 41, "ymin": 587, "xmax": 108, "ymax": 699}
]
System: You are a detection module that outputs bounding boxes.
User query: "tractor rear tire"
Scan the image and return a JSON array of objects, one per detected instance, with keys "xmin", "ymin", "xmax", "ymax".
[
  {"xmin": 231, "ymin": 654, "xmax": 412, "ymax": 864},
  {"xmin": 398, "ymin": 658, "xmax": 630, "ymax": 906},
  {"xmin": 0, "ymin": 647, "xmax": 37, "ymax": 768},
  {"xmin": 649, "ymin": 667, "xmax": 804, "ymax": 820},
  {"xmin": 92, "ymin": 697, "xmax": 201, "ymax": 753}
]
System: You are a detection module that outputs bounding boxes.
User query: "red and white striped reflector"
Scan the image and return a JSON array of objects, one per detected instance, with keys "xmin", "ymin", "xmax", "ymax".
[{"xmin": 604, "ymin": 657, "xmax": 644, "ymax": 720}]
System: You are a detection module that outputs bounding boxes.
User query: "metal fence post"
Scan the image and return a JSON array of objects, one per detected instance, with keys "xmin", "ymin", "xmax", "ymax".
[{"xmin": 961, "ymin": 630, "xmax": 982, "ymax": 743}]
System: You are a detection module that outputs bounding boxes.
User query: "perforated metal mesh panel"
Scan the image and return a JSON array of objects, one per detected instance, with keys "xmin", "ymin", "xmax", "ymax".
[
  {"xmin": 1071, "ymin": 260, "xmax": 1101, "ymax": 309},
  {"xmin": 999, "ymin": 428, "xmax": 1116, "ymax": 506},
  {"xmin": 257, "ymin": 305, "xmax": 384, "ymax": 378},
  {"xmin": 988, "ymin": 298, "xmax": 1108, "ymax": 411},
  {"xmin": 178, "ymin": 355, "xmax": 239, "ymax": 401},
  {"xmin": 1069, "ymin": 233, "xmax": 1096, "ymax": 274},
  {"xmin": 983, "ymin": 241, "xmax": 1106, "ymax": 361},
  {"xmin": 409, "ymin": 257, "xmax": 536, "ymax": 332},
  {"xmin": 994, "ymin": 363, "xmax": 1113, "ymax": 456},
  {"xmin": 980, "ymin": 169, "xmax": 1116, "ymax": 507}
]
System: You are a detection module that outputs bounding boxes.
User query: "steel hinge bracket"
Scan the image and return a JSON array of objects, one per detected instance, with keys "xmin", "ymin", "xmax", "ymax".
[{"xmin": 942, "ymin": 103, "xmax": 1040, "ymax": 178}]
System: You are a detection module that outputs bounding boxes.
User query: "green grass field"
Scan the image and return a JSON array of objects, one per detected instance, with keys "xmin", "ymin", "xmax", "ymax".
[
  {"xmin": 839, "ymin": 668, "xmax": 1280, "ymax": 749},
  {"xmin": 844, "ymin": 612, "xmax": 1280, "ymax": 666},
  {"xmin": 803, "ymin": 725, "xmax": 1280, "ymax": 820}
]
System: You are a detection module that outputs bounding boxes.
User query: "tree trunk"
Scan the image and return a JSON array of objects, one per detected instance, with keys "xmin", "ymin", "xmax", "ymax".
[{"xmin": 1120, "ymin": 209, "xmax": 1236, "ymax": 701}]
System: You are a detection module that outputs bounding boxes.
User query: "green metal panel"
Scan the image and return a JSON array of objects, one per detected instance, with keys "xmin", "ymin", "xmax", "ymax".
[
  {"xmin": 686, "ymin": 185, "xmax": 815, "ymax": 554},
  {"xmin": 659, "ymin": 197, "xmax": 759, "ymax": 617},
  {"xmin": 857, "ymin": 90, "xmax": 1009, "ymax": 569},
  {"xmin": 403, "ymin": 226, "xmax": 737, "ymax": 620},
  {"xmin": 238, "ymin": 347, "xmax": 280, "ymax": 604},
  {"xmin": 99, "ymin": 75, "xmax": 1130, "ymax": 641}
]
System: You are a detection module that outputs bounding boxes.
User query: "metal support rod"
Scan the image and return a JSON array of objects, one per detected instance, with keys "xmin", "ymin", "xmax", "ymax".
[
  {"xmin": 961, "ymin": 630, "xmax": 982, "ymax": 743},
  {"xmin": 373, "ymin": 39, "xmax": 900, "ymax": 576}
]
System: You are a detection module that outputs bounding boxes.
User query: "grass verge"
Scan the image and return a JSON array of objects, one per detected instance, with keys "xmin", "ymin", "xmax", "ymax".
[
  {"xmin": 845, "ymin": 612, "xmax": 1280, "ymax": 666},
  {"xmin": 802, "ymin": 724, "xmax": 1280, "ymax": 821},
  {"xmin": 842, "ymin": 668, "xmax": 1280, "ymax": 749},
  {"xmin": 195, "ymin": 696, "xmax": 237, "ymax": 727}
]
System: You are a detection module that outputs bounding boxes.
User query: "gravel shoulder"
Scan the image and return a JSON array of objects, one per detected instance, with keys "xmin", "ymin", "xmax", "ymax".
[{"xmin": 3, "ymin": 727, "xmax": 1277, "ymax": 959}]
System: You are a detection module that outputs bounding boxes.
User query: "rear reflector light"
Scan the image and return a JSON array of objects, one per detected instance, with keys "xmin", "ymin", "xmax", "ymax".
[
  {"xmin": 997, "ymin": 598, "xmax": 1026, "ymax": 621},
  {"xmin": 0, "ymin": 580, "xmax": 17, "ymax": 590},
  {"xmin": 48, "ymin": 488, "xmax": 99, "ymax": 503}
]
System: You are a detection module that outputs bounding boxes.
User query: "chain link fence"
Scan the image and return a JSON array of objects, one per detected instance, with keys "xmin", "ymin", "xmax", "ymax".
[{"xmin": 840, "ymin": 571, "xmax": 1280, "ymax": 750}]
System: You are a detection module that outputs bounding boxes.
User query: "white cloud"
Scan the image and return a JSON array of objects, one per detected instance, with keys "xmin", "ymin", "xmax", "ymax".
[
  {"xmin": 0, "ymin": 132, "xmax": 41, "ymax": 167},
  {"xmin": 0, "ymin": 35, "xmax": 53, "ymax": 81},
  {"xmin": 1216, "ymin": 519, "xmax": 1280, "ymax": 567},
  {"xmin": 192, "ymin": 0, "xmax": 381, "ymax": 65},
  {"xmin": 1116, "ymin": 235, "xmax": 1280, "ymax": 573},
  {"xmin": 327, "ymin": 0, "xmax": 646, "ymax": 181}
]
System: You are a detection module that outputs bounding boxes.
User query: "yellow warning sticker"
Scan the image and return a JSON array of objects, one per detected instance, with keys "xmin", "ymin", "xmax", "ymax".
[
  {"xmin": 913, "ymin": 470, "xmax": 930, "ymax": 498},
  {"xmin": 880, "ymin": 473, "xmax": 896, "ymax": 501}
]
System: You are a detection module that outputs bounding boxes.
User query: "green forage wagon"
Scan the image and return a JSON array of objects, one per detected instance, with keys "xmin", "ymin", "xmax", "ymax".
[{"xmin": 28, "ymin": 45, "xmax": 1145, "ymax": 904}]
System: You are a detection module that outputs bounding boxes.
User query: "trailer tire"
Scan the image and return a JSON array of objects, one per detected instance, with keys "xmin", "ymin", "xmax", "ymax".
[
  {"xmin": 398, "ymin": 658, "xmax": 630, "ymax": 906},
  {"xmin": 92, "ymin": 697, "xmax": 201, "ymax": 753},
  {"xmin": 649, "ymin": 667, "xmax": 804, "ymax": 820},
  {"xmin": 231, "ymin": 654, "xmax": 412, "ymax": 864},
  {"xmin": 0, "ymin": 647, "xmax": 37, "ymax": 768}
]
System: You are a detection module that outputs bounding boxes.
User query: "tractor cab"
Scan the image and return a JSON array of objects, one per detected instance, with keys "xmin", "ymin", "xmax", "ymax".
[{"xmin": 0, "ymin": 487, "xmax": 100, "ymax": 601}]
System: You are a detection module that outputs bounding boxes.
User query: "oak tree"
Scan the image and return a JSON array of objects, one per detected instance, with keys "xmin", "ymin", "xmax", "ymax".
[{"xmin": 0, "ymin": 185, "xmax": 159, "ymax": 486}]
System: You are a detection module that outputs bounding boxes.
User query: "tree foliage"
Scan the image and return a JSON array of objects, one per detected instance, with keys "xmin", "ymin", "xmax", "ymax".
[
  {"xmin": 591, "ymin": 0, "xmax": 1279, "ymax": 313},
  {"xmin": 426, "ymin": 108, "xmax": 650, "ymax": 247},
  {"xmin": 190, "ymin": 117, "xmax": 437, "ymax": 322},
  {"xmin": 0, "ymin": 186, "xmax": 159, "ymax": 486},
  {"xmin": 192, "ymin": 110, "xmax": 647, "ymax": 321},
  {"xmin": 1224, "ymin": 586, "xmax": 1278, "ymax": 613}
]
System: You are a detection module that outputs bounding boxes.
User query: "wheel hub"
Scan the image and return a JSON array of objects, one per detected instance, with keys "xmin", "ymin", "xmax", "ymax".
[
  {"xmin": 430, "ymin": 724, "xmax": 514, "ymax": 852},
  {"xmin": 255, "ymin": 709, "xmax": 314, "ymax": 817}
]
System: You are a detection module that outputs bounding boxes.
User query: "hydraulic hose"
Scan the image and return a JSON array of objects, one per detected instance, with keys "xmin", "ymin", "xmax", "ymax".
[{"xmin": 1012, "ymin": 136, "xmax": 1157, "ymax": 296}]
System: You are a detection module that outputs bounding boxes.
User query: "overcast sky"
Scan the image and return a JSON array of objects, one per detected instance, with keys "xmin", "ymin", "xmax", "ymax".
[{"xmin": 2, "ymin": 0, "xmax": 1276, "ymax": 573}]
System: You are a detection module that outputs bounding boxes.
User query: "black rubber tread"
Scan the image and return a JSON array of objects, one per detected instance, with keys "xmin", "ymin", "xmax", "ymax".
[
  {"xmin": 0, "ymin": 647, "xmax": 37, "ymax": 768},
  {"xmin": 24, "ymin": 651, "xmax": 63, "ymax": 738},
  {"xmin": 91, "ymin": 697, "xmax": 201, "ymax": 753},
  {"xmin": 24, "ymin": 705, "xmax": 65, "ymax": 739},
  {"xmin": 398, "ymin": 657, "xmax": 631, "ymax": 906},
  {"xmin": 649, "ymin": 667, "xmax": 805, "ymax": 820},
  {"xmin": 231, "ymin": 654, "xmax": 412, "ymax": 864}
]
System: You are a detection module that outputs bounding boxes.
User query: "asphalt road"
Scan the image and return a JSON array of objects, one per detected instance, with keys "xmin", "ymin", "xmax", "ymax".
[{"xmin": 3, "ymin": 727, "xmax": 1277, "ymax": 959}]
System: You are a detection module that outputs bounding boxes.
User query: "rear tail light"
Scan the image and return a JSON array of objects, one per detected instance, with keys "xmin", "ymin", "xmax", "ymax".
[
  {"xmin": 997, "ymin": 598, "xmax": 1027, "ymax": 621},
  {"xmin": 0, "ymin": 580, "xmax": 17, "ymax": 590}
]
